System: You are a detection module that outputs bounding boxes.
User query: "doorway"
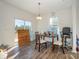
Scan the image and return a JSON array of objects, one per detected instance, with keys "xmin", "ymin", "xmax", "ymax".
[{"xmin": 15, "ymin": 18, "xmax": 32, "ymax": 46}]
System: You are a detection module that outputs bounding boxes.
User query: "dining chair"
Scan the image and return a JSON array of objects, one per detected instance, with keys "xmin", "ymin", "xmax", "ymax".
[
  {"xmin": 61, "ymin": 27, "xmax": 72, "ymax": 51},
  {"xmin": 35, "ymin": 32, "xmax": 47, "ymax": 52},
  {"xmin": 51, "ymin": 32, "xmax": 65, "ymax": 53},
  {"xmin": 62, "ymin": 27, "xmax": 71, "ymax": 45}
]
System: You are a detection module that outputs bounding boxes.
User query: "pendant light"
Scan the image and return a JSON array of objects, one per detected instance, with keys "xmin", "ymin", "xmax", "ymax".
[{"xmin": 36, "ymin": 2, "xmax": 42, "ymax": 20}]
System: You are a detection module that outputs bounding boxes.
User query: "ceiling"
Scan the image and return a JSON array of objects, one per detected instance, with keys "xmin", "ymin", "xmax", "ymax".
[{"xmin": 2, "ymin": 0, "xmax": 72, "ymax": 15}]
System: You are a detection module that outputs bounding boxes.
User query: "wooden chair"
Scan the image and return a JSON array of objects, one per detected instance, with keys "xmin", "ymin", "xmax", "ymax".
[
  {"xmin": 52, "ymin": 32, "xmax": 65, "ymax": 53},
  {"xmin": 35, "ymin": 32, "xmax": 47, "ymax": 52}
]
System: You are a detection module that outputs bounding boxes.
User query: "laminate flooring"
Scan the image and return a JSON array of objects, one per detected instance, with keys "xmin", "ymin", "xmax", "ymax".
[{"xmin": 7, "ymin": 43, "xmax": 79, "ymax": 59}]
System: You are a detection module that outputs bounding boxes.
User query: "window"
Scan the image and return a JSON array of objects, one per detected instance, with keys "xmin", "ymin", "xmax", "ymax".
[
  {"xmin": 49, "ymin": 16, "xmax": 59, "ymax": 26},
  {"xmin": 15, "ymin": 19, "xmax": 24, "ymax": 27},
  {"xmin": 15, "ymin": 19, "xmax": 32, "ymax": 31},
  {"xmin": 49, "ymin": 16, "xmax": 59, "ymax": 36},
  {"xmin": 15, "ymin": 18, "xmax": 33, "ymax": 41}
]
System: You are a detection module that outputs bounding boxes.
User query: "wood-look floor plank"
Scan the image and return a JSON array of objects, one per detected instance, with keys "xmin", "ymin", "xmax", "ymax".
[{"xmin": 7, "ymin": 43, "xmax": 78, "ymax": 59}]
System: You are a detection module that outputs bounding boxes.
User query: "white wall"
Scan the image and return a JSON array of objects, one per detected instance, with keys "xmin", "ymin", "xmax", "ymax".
[
  {"xmin": 0, "ymin": 1, "xmax": 37, "ymax": 47},
  {"xmin": 76, "ymin": 0, "xmax": 79, "ymax": 37},
  {"xmin": 37, "ymin": 7, "xmax": 73, "ymax": 32},
  {"xmin": 72, "ymin": 0, "xmax": 77, "ymax": 53},
  {"xmin": 56, "ymin": 7, "xmax": 72, "ymax": 31}
]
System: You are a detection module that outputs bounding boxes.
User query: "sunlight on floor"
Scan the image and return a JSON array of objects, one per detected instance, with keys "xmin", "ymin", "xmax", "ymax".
[
  {"xmin": 7, "ymin": 46, "xmax": 18, "ymax": 53},
  {"xmin": 8, "ymin": 52, "xmax": 19, "ymax": 59}
]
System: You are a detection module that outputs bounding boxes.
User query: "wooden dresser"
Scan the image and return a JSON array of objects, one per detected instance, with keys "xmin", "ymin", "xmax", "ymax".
[{"xmin": 17, "ymin": 29, "xmax": 30, "ymax": 47}]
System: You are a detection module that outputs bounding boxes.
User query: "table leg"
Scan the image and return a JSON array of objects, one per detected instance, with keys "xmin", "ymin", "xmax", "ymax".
[{"xmin": 62, "ymin": 36, "xmax": 65, "ymax": 54}]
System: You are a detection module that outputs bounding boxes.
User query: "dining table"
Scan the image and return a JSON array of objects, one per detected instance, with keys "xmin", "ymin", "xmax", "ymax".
[{"xmin": 40, "ymin": 32, "xmax": 65, "ymax": 53}]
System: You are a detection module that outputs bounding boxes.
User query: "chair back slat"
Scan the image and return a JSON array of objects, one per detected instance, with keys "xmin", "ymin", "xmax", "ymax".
[
  {"xmin": 52, "ymin": 32, "xmax": 54, "ymax": 49},
  {"xmin": 35, "ymin": 32, "xmax": 40, "ymax": 43}
]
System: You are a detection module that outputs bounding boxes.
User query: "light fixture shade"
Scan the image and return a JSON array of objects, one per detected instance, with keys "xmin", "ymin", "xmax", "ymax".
[
  {"xmin": 36, "ymin": 2, "xmax": 42, "ymax": 20},
  {"xmin": 36, "ymin": 16, "xmax": 42, "ymax": 20}
]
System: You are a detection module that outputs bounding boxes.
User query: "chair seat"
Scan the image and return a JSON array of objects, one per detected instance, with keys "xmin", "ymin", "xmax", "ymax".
[
  {"xmin": 40, "ymin": 39, "xmax": 47, "ymax": 43},
  {"xmin": 54, "ymin": 41, "xmax": 62, "ymax": 45},
  {"xmin": 45, "ymin": 37, "xmax": 52, "ymax": 42}
]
